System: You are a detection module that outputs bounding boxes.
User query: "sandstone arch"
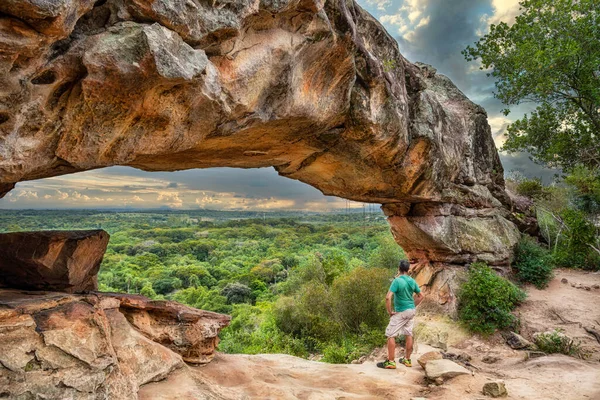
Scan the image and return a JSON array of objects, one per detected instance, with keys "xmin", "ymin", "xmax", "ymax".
[{"xmin": 0, "ymin": 0, "xmax": 522, "ymax": 302}]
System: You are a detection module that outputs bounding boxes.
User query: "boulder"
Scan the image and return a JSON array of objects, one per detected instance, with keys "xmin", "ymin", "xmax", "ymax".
[
  {"xmin": 505, "ymin": 332, "xmax": 536, "ymax": 350},
  {"xmin": 0, "ymin": 289, "xmax": 230, "ymax": 399},
  {"xmin": 424, "ymin": 359, "xmax": 470, "ymax": 380},
  {"xmin": 0, "ymin": 230, "xmax": 109, "ymax": 293},
  {"xmin": 418, "ymin": 351, "xmax": 443, "ymax": 368},
  {"xmin": 483, "ymin": 381, "xmax": 508, "ymax": 397},
  {"xmin": 0, "ymin": 0, "xmax": 524, "ymax": 281},
  {"xmin": 103, "ymin": 293, "xmax": 231, "ymax": 364}
]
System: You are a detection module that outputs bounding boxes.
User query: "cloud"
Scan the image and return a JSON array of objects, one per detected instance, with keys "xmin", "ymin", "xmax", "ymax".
[
  {"xmin": 157, "ymin": 191, "xmax": 183, "ymax": 208},
  {"xmin": 483, "ymin": 0, "xmax": 521, "ymax": 29},
  {"xmin": 365, "ymin": 0, "xmax": 392, "ymax": 11}
]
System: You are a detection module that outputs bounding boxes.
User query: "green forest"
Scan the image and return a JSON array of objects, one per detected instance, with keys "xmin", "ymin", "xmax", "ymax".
[{"xmin": 0, "ymin": 210, "xmax": 404, "ymax": 363}]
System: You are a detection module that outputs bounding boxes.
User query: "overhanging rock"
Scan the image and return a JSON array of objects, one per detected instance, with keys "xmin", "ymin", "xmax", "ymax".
[{"xmin": 0, "ymin": 0, "xmax": 524, "ymax": 295}]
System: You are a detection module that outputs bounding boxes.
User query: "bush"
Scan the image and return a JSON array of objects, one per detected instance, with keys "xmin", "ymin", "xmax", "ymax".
[
  {"xmin": 516, "ymin": 177, "xmax": 548, "ymax": 199},
  {"xmin": 513, "ymin": 235, "xmax": 554, "ymax": 289},
  {"xmin": 534, "ymin": 329, "xmax": 582, "ymax": 357},
  {"xmin": 321, "ymin": 339, "xmax": 359, "ymax": 364},
  {"xmin": 369, "ymin": 236, "xmax": 406, "ymax": 269},
  {"xmin": 554, "ymin": 209, "xmax": 600, "ymax": 270},
  {"xmin": 458, "ymin": 263, "xmax": 526, "ymax": 334},
  {"xmin": 331, "ymin": 267, "xmax": 389, "ymax": 333},
  {"xmin": 222, "ymin": 282, "xmax": 254, "ymax": 304}
]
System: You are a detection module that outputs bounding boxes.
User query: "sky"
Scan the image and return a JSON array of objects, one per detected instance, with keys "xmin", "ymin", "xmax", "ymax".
[{"xmin": 0, "ymin": 0, "xmax": 557, "ymax": 211}]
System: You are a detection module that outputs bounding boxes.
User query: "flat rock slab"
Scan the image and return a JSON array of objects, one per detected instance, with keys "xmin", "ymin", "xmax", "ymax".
[
  {"xmin": 0, "ymin": 230, "xmax": 109, "ymax": 293},
  {"xmin": 418, "ymin": 351, "xmax": 443, "ymax": 368},
  {"xmin": 425, "ymin": 359, "xmax": 470, "ymax": 380}
]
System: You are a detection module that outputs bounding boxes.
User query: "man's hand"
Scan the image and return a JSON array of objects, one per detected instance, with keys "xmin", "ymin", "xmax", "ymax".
[
  {"xmin": 386, "ymin": 291, "xmax": 394, "ymax": 317},
  {"xmin": 388, "ymin": 311, "xmax": 397, "ymax": 317},
  {"xmin": 414, "ymin": 292, "xmax": 424, "ymax": 307}
]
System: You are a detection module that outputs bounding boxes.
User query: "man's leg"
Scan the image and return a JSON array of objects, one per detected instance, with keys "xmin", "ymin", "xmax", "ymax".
[
  {"xmin": 405, "ymin": 335, "xmax": 413, "ymax": 360},
  {"xmin": 387, "ymin": 336, "xmax": 395, "ymax": 361}
]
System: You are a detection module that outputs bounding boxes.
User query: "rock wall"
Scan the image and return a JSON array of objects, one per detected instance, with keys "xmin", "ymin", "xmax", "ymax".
[
  {"xmin": 0, "ymin": 289, "xmax": 230, "ymax": 399},
  {"xmin": 0, "ymin": 0, "xmax": 525, "ymax": 296}
]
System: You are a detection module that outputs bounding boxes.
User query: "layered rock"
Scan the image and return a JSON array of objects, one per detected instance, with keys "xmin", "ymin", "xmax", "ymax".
[
  {"xmin": 0, "ymin": 289, "xmax": 230, "ymax": 399},
  {"xmin": 0, "ymin": 230, "xmax": 109, "ymax": 293},
  {"xmin": 0, "ymin": 0, "xmax": 525, "ymax": 295}
]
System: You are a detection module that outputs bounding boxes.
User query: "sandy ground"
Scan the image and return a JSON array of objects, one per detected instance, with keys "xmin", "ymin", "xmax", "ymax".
[{"xmin": 139, "ymin": 269, "xmax": 600, "ymax": 400}]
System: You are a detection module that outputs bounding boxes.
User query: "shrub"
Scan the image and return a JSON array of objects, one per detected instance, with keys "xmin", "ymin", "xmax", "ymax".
[
  {"xmin": 273, "ymin": 284, "xmax": 340, "ymax": 341},
  {"xmin": 458, "ymin": 263, "xmax": 526, "ymax": 334},
  {"xmin": 513, "ymin": 235, "xmax": 554, "ymax": 289},
  {"xmin": 369, "ymin": 236, "xmax": 406, "ymax": 270},
  {"xmin": 516, "ymin": 177, "xmax": 548, "ymax": 199},
  {"xmin": 331, "ymin": 267, "xmax": 389, "ymax": 333},
  {"xmin": 321, "ymin": 339, "xmax": 359, "ymax": 364},
  {"xmin": 222, "ymin": 282, "xmax": 253, "ymax": 304},
  {"xmin": 534, "ymin": 329, "xmax": 582, "ymax": 357},
  {"xmin": 554, "ymin": 209, "xmax": 600, "ymax": 270}
]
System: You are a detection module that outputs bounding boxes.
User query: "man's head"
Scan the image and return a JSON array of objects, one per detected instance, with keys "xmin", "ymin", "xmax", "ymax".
[{"xmin": 398, "ymin": 260, "xmax": 410, "ymax": 274}]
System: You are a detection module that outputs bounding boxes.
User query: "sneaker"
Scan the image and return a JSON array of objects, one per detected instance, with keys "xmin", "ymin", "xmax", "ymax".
[
  {"xmin": 399, "ymin": 357, "xmax": 412, "ymax": 367},
  {"xmin": 376, "ymin": 359, "xmax": 397, "ymax": 369}
]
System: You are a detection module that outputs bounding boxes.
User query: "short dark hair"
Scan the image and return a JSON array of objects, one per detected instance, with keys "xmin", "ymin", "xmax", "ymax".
[{"xmin": 398, "ymin": 260, "xmax": 410, "ymax": 273}]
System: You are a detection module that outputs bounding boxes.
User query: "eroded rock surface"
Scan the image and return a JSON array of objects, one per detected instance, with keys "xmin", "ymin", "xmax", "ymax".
[
  {"xmin": 0, "ymin": 289, "xmax": 230, "ymax": 399},
  {"xmin": 0, "ymin": 0, "xmax": 524, "ymax": 288},
  {"xmin": 0, "ymin": 230, "xmax": 109, "ymax": 293}
]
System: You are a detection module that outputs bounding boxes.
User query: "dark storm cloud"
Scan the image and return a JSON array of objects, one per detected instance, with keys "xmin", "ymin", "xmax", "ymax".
[{"xmin": 500, "ymin": 153, "xmax": 561, "ymax": 184}]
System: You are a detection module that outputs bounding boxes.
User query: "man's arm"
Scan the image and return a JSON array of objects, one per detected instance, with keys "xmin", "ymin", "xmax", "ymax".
[
  {"xmin": 386, "ymin": 291, "xmax": 395, "ymax": 316},
  {"xmin": 414, "ymin": 292, "xmax": 424, "ymax": 306}
]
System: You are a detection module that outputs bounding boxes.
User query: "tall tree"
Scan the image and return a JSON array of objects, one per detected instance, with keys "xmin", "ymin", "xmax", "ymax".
[{"xmin": 463, "ymin": 0, "xmax": 600, "ymax": 171}]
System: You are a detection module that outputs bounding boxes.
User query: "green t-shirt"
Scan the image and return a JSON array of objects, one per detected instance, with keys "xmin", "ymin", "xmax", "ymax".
[{"xmin": 389, "ymin": 275, "xmax": 421, "ymax": 312}]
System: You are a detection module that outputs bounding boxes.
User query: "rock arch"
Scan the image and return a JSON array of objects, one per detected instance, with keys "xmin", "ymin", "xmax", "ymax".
[{"xmin": 0, "ymin": 0, "xmax": 522, "ymax": 302}]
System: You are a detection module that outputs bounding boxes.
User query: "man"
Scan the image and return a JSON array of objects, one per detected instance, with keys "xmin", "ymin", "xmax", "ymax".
[{"xmin": 377, "ymin": 260, "xmax": 423, "ymax": 369}]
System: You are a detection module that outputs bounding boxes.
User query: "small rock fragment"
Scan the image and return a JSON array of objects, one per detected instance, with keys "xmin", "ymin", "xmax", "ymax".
[
  {"xmin": 418, "ymin": 351, "xmax": 443, "ymax": 368},
  {"xmin": 592, "ymin": 284, "xmax": 600, "ymax": 289},
  {"xmin": 434, "ymin": 377, "xmax": 444, "ymax": 385},
  {"xmin": 504, "ymin": 332, "xmax": 536, "ymax": 350},
  {"xmin": 561, "ymin": 278, "xmax": 568, "ymax": 284},
  {"xmin": 482, "ymin": 381, "xmax": 507, "ymax": 397},
  {"xmin": 481, "ymin": 355, "xmax": 500, "ymax": 364},
  {"xmin": 525, "ymin": 351, "xmax": 546, "ymax": 360},
  {"xmin": 424, "ymin": 359, "xmax": 470, "ymax": 380},
  {"xmin": 585, "ymin": 286, "xmax": 591, "ymax": 291}
]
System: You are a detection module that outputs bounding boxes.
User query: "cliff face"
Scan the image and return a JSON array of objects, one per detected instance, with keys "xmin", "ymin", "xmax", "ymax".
[{"xmin": 0, "ymin": 0, "xmax": 523, "ymax": 295}]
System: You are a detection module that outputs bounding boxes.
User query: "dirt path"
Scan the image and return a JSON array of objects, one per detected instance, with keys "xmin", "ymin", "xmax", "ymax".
[{"xmin": 140, "ymin": 270, "xmax": 600, "ymax": 400}]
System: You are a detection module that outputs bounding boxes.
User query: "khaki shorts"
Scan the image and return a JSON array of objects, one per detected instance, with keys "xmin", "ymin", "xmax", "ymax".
[{"xmin": 385, "ymin": 308, "xmax": 416, "ymax": 338}]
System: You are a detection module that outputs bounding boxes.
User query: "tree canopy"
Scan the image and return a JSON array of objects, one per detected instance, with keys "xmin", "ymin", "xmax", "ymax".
[{"xmin": 463, "ymin": 0, "xmax": 600, "ymax": 171}]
